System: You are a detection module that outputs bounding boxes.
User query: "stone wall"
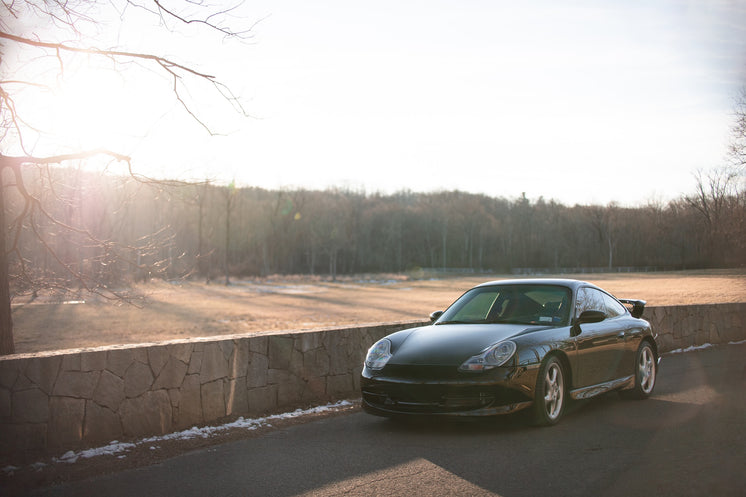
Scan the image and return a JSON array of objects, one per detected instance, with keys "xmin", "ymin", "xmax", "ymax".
[
  {"xmin": 0, "ymin": 321, "xmax": 422, "ymax": 456},
  {"xmin": 645, "ymin": 303, "xmax": 745, "ymax": 352},
  {"xmin": 1, "ymin": 303, "xmax": 744, "ymax": 456}
]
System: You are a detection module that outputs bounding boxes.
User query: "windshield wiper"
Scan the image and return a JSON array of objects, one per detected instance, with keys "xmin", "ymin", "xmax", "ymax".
[{"xmin": 434, "ymin": 320, "xmax": 475, "ymax": 325}]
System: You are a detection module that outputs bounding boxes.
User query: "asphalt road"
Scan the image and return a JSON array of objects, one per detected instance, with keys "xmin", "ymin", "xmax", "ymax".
[{"xmin": 28, "ymin": 343, "xmax": 746, "ymax": 497}]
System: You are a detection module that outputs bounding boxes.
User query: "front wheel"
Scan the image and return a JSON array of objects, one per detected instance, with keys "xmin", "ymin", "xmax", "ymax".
[
  {"xmin": 532, "ymin": 356, "xmax": 565, "ymax": 426},
  {"xmin": 621, "ymin": 341, "xmax": 657, "ymax": 399}
]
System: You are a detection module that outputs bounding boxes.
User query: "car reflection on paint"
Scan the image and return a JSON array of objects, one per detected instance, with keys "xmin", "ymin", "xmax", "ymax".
[{"xmin": 361, "ymin": 279, "xmax": 659, "ymax": 425}]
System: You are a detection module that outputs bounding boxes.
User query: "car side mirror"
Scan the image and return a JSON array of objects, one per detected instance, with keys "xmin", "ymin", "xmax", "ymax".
[
  {"xmin": 429, "ymin": 310, "xmax": 443, "ymax": 322},
  {"xmin": 577, "ymin": 310, "xmax": 606, "ymax": 324},
  {"xmin": 570, "ymin": 310, "xmax": 606, "ymax": 337}
]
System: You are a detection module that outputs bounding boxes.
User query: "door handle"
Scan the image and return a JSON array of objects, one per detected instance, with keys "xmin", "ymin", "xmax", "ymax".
[{"xmin": 617, "ymin": 332, "xmax": 626, "ymax": 339}]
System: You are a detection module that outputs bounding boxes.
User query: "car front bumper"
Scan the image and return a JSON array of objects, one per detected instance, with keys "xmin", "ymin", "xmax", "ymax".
[{"xmin": 360, "ymin": 364, "xmax": 538, "ymax": 417}]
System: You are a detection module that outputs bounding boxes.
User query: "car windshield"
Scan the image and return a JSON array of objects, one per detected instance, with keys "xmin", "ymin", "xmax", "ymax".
[{"xmin": 436, "ymin": 284, "xmax": 572, "ymax": 326}]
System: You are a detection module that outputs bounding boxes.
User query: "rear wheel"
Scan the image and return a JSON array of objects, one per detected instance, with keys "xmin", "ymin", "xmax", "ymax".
[
  {"xmin": 621, "ymin": 341, "xmax": 657, "ymax": 399},
  {"xmin": 533, "ymin": 356, "xmax": 565, "ymax": 426}
]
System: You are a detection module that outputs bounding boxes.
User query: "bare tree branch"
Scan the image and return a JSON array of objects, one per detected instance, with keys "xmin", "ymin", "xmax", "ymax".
[
  {"xmin": 0, "ymin": 31, "xmax": 217, "ymax": 80},
  {"xmin": 151, "ymin": 0, "xmax": 256, "ymax": 40},
  {"xmin": 729, "ymin": 87, "xmax": 746, "ymax": 171},
  {"xmin": 0, "ymin": 149, "xmax": 132, "ymax": 167}
]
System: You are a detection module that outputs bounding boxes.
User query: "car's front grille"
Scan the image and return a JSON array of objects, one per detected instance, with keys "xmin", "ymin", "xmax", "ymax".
[
  {"xmin": 362, "ymin": 382, "xmax": 528, "ymax": 414},
  {"xmin": 363, "ymin": 390, "xmax": 493, "ymax": 412}
]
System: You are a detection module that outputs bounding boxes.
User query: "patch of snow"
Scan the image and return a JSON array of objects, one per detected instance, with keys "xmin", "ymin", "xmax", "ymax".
[
  {"xmin": 8, "ymin": 401, "xmax": 353, "ymax": 476},
  {"xmin": 57, "ymin": 451, "xmax": 78, "ymax": 464},
  {"xmin": 140, "ymin": 400, "xmax": 352, "ymax": 445},
  {"xmin": 53, "ymin": 442, "xmax": 138, "ymax": 463},
  {"xmin": 666, "ymin": 343, "xmax": 715, "ymax": 355},
  {"xmin": 665, "ymin": 340, "xmax": 745, "ymax": 355}
]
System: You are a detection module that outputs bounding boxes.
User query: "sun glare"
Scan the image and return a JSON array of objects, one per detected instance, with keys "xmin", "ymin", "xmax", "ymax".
[
  {"xmin": 31, "ymin": 59, "xmax": 185, "ymax": 180},
  {"xmin": 48, "ymin": 66, "xmax": 131, "ymax": 150}
]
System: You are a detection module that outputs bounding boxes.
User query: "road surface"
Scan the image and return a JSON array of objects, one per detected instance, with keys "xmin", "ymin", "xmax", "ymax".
[{"xmin": 22, "ymin": 343, "xmax": 746, "ymax": 496}]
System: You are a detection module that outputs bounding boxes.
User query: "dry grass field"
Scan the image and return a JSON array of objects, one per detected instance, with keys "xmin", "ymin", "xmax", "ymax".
[{"xmin": 10, "ymin": 269, "xmax": 746, "ymax": 354}]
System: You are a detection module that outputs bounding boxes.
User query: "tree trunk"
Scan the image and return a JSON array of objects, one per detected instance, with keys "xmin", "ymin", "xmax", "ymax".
[
  {"xmin": 224, "ymin": 208, "xmax": 230, "ymax": 286},
  {"xmin": 224, "ymin": 188, "xmax": 233, "ymax": 286},
  {"xmin": 608, "ymin": 234, "xmax": 613, "ymax": 269},
  {"xmin": 441, "ymin": 220, "xmax": 448, "ymax": 271},
  {"xmin": 0, "ymin": 171, "xmax": 15, "ymax": 355},
  {"xmin": 197, "ymin": 189, "xmax": 205, "ymax": 279},
  {"xmin": 329, "ymin": 248, "xmax": 337, "ymax": 281}
]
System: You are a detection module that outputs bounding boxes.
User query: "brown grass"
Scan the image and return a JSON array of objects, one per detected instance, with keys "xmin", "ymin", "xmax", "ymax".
[{"xmin": 11, "ymin": 269, "xmax": 746, "ymax": 354}]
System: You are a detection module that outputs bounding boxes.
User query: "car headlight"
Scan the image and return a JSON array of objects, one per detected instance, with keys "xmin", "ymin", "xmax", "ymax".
[
  {"xmin": 365, "ymin": 338, "xmax": 392, "ymax": 370},
  {"xmin": 458, "ymin": 341, "xmax": 516, "ymax": 372}
]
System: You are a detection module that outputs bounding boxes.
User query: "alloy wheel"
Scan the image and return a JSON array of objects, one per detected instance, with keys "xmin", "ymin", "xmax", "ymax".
[
  {"xmin": 639, "ymin": 345, "xmax": 656, "ymax": 394},
  {"xmin": 543, "ymin": 360, "xmax": 564, "ymax": 421}
]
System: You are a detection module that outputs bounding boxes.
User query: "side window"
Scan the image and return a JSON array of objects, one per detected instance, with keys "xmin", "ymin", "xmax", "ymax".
[
  {"xmin": 574, "ymin": 288, "xmax": 587, "ymax": 317},
  {"xmin": 603, "ymin": 293, "xmax": 627, "ymax": 318},
  {"xmin": 576, "ymin": 288, "xmax": 606, "ymax": 317}
]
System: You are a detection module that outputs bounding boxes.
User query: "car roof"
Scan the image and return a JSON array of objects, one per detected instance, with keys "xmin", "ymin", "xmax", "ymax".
[{"xmin": 474, "ymin": 278, "xmax": 598, "ymax": 291}]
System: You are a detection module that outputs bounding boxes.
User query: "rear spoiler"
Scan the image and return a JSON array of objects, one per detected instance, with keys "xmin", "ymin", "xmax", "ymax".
[{"xmin": 619, "ymin": 299, "xmax": 646, "ymax": 318}]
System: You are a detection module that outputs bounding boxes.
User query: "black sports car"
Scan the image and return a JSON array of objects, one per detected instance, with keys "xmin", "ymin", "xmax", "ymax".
[{"xmin": 361, "ymin": 279, "xmax": 659, "ymax": 425}]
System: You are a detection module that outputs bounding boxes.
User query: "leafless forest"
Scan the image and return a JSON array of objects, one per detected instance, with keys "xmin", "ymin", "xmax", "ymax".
[{"xmin": 6, "ymin": 165, "xmax": 744, "ymax": 297}]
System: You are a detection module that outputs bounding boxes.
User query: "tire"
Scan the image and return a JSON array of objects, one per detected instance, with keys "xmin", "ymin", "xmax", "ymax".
[
  {"xmin": 621, "ymin": 341, "xmax": 657, "ymax": 400},
  {"xmin": 533, "ymin": 356, "xmax": 566, "ymax": 426}
]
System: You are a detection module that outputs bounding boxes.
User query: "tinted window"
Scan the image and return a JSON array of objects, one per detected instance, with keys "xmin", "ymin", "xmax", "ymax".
[
  {"xmin": 603, "ymin": 293, "xmax": 627, "ymax": 318},
  {"xmin": 438, "ymin": 285, "xmax": 572, "ymax": 326},
  {"xmin": 576, "ymin": 287, "xmax": 606, "ymax": 316}
]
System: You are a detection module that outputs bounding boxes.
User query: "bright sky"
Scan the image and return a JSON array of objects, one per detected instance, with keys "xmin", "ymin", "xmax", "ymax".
[{"xmin": 7, "ymin": 0, "xmax": 746, "ymax": 206}]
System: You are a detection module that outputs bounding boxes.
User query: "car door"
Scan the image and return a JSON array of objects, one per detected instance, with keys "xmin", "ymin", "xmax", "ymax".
[
  {"xmin": 573, "ymin": 287, "xmax": 627, "ymax": 387},
  {"xmin": 601, "ymin": 292, "xmax": 639, "ymax": 380}
]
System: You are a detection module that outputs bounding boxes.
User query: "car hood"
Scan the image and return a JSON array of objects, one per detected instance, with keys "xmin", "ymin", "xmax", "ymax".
[{"xmin": 389, "ymin": 323, "xmax": 542, "ymax": 366}]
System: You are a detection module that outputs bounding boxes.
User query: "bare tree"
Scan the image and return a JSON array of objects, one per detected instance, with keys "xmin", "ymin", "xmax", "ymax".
[
  {"xmin": 223, "ymin": 180, "xmax": 236, "ymax": 285},
  {"xmin": 0, "ymin": 1, "xmax": 254, "ymax": 354},
  {"xmin": 196, "ymin": 181, "xmax": 215, "ymax": 283},
  {"xmin": 729, "ymin": 87, "xmax": 746, "ymax": 171}
]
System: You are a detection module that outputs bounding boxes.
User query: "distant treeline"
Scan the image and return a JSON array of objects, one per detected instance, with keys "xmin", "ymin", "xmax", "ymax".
[{"xmin": 6, "ymin": 166, "xmax": 745, "ymax": 291}]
